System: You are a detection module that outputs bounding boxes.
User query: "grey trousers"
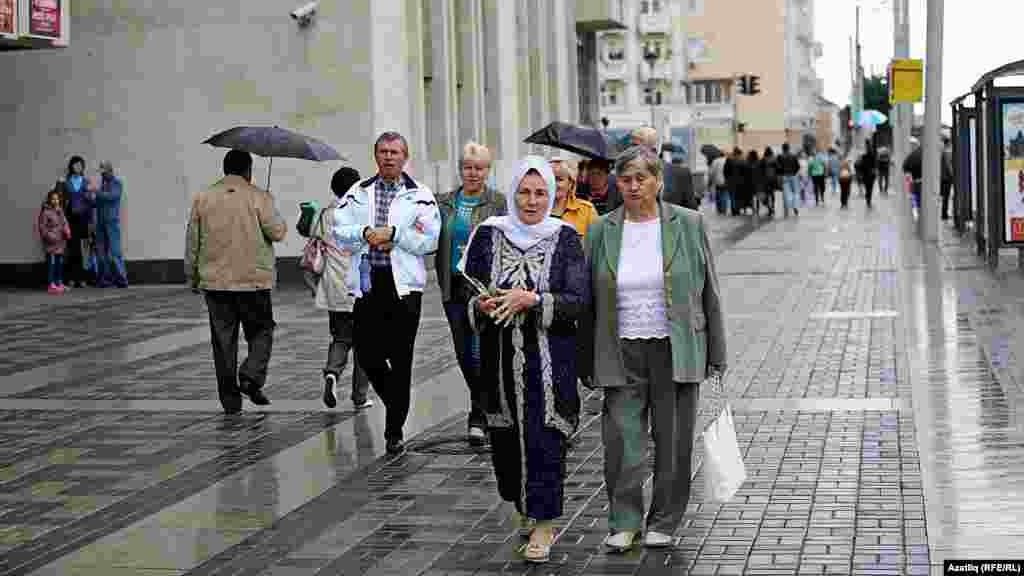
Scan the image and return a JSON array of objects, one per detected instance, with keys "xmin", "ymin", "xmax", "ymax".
[
  {"xmin": 325, "ymin": 311, "xmax": 371, "ymax": 404},
  {"xmin": 602, "ymin": 337, "xmax": 699, "ymax": 534}
]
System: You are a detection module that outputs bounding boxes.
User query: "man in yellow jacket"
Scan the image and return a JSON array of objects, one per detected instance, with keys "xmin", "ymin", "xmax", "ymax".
[
  {"xmin": 185, "ymin": 149, "xmax": 288, "ymax": 414},
  {"xmin": 550, "ymin": 157, "xmax": 599, "ymax": 240}
]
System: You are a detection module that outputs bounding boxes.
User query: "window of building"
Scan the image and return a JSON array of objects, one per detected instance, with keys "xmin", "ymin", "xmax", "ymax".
[
  {"xmin": 652, "ymin": 0, "xmax": 662, "ymax": 13},
  {"xmin": 645, "ymin": 85, "xmax": 664, "ymax": 105},
  {"xmin": 601, "ymin": 83, "xmax": 620, "ymax": 107},
  {"xmin": 688, "ymin": 0, "xmax": 704, "ymax": 16},
  {"xmin": 640, "ymin": 0, "xmax": 650, "ymax": 14}
]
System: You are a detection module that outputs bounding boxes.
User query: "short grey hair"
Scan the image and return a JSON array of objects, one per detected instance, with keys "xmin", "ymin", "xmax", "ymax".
[{"xmin": 614, "ymin": 145, "xmax": 663, "ymax": 180}]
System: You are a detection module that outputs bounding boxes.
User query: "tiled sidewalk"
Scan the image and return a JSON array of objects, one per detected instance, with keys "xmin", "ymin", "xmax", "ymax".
[{"xmin": 2, "ymin": 192, "xmax": 1023, "ymax": 575}]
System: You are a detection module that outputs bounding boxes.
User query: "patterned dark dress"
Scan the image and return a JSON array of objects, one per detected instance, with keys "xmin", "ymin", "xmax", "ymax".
[{"xmin": 463, "ymin": 224, "xmax": 586, "ymax": 521}]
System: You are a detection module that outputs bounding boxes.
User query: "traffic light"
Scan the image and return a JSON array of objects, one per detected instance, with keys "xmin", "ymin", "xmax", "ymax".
[
  {"xmin": 736, "ymin": 75, "xmax": 749, "ymax": 95},
  {"xmin": 748, "ymin": 75, "xmax": 761, "ymax": 95}
]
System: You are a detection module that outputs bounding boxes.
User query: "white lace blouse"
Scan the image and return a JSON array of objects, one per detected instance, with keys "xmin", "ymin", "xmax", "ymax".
[{"xmin": 616, "ymin": 219, "xmax": 670, "ymax": 340}]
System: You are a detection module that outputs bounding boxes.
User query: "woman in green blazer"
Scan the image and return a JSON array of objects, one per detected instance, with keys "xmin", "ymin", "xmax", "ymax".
[{"xmin": 580, "ymin": 145, "xmax": 727, "ymax": 551}]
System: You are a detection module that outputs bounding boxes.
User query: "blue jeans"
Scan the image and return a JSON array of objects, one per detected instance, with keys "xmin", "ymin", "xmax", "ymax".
[
  {"xmin": 47, "ymin": 254, "xmax": 64, "ymax": 286},
  {"xmin": 95, "ymin": 217, "xmax": 126, "ymax": 286},
  {"xmin": 782, "ymin": 176, "xmax": 800, "ymax": 215},
  {"xmin": 715, "ymin": 186, "xmax": 732, "ymax": 214}
]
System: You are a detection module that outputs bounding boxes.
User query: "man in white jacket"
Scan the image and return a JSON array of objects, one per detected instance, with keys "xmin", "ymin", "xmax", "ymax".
[{"xmin": 333, "ymin": 132, "xmax": 441, "ymax": 455}]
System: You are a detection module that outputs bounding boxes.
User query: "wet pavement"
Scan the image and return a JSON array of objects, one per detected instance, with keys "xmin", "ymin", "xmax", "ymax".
[{"xmin": 1, "ymin": 191, "xmax": 1022, "ymax": 575}]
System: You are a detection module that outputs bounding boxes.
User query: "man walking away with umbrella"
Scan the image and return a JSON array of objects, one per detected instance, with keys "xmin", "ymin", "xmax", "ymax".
[
  {"xmin": 186, "ymin": 150, "xmax": 287, "ymax": 414},
  {"xmin": 333, "ymin": 132, "xmax": 441, "ymax": 456},
  {"xmin": 877, "ymin": 146, "xmax": 891, "ymax": 195},
  {"xmin": 630, "ymin": 127, "xmax": 700, "ymax": 210}
]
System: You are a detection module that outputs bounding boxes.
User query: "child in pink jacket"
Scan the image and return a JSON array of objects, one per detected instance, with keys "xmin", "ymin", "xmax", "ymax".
[{"xmin": 37, "ymin": 189, "xmax": 71, "ymax": 294}]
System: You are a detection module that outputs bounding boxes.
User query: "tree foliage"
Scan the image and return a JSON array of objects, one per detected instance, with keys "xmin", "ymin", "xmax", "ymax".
[{"xmin": 863, "ymin": 75, "xmax": 891, "ymax": 122}]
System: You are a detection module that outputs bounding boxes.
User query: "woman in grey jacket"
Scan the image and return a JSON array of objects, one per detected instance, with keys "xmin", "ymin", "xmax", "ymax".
[{"xmin": 435, "ymin": 141, "xmax": 506, "ymax": 445}]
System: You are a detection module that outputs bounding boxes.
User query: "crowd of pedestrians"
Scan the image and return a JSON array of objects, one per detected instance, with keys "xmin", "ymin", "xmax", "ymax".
[{"xmin": 184, "ymin": 125, "xmax": 727, "ymax": 564}]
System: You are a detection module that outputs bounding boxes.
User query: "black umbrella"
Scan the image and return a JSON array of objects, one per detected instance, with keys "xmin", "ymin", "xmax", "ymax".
[
  {"xmin": 701, "ymin": 144, "xmax": 723, "ymax": 159},
  {"xmin": 203, "ymin": 125, "xmax": 349, "ymax": 190},
  {"xmin": 524, "ymin": 121, "xmax": 617, "ymax": 161}
]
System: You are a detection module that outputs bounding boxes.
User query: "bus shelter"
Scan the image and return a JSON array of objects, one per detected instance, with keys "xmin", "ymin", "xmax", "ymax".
[{"xmin": 956, "ymin": 60, "xmax": 1024, "ymax": 268}]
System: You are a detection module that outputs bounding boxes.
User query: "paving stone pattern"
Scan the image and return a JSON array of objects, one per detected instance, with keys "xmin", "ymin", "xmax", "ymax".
[{"xmin": 6, "ymin": 197, "xmax": 1024, "ymax": 574}]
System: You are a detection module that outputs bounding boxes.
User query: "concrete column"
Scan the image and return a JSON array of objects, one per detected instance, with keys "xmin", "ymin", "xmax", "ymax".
[
  {"xmin": 428, "ymin": 0, "xmax": 460, "ymax": 193},
  {"xmin": 565, "ymin": 0, "xmax": 580, "ymax": 124},
  {"xmin": 920, "ymin": 0, "xmax": 943, "ymax": 243},
  {"xmin": 893, "ymin": 0, "xmax": 910, "ymax": 224},
  {"xmin": 457, "ymin": 0, "xmax": 485, "ymax": 146},
  {"xmin": 547, "ymin": 0, "xmax": 573, "ymax": 123},
  {"xmin": 528, "ymin": 0, "xmax": 550, "ymax": 140},
  {"xmin": 369, "ymin": 0, "xmax": 412, "ymax": 145},
  {"xmin": 483, "ymin": 0, "xmax": 523, "ymax": 186},
  {"xmin": 404, "ymin": 0, "xmax": 428, "ymax": 181}
]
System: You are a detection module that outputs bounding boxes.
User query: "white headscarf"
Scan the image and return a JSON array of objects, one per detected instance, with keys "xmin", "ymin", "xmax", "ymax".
[{"xmin": 479, "ymin": 155, "xmax": 569, "ymax": 251}]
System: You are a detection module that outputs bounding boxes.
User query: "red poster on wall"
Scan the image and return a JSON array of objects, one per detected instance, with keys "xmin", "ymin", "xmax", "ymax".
[
  {"xmin": 0, "ymin": 0, "xmax": 15, "ymax": 37},
  {"xmin": 28, "ymin": 0, "xmax": 60, "ymax": 38}
]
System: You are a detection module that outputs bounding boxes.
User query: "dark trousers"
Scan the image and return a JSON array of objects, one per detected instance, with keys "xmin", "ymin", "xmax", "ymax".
[
  {"xmin": 941, "ymin": 181, "xmax": 952, "ymax": 219},
  {"xmin": 65, "ymin": 215, "xmax": 89, "ymax": 284},
  {"xmin": 325, "ymin": 311, "xmax": 371, "ymax": 404},
  {"xmin": 443, "ymin": 280, "xmax": 486, "ymax": 430},
  {"xmin": 840, "ymin": 178, "xmax": 852, "ymax": 207},
  {"xmin": 863, "ymin": 175, "xmax": 875, "ymax": 206},
  {"xmin": 354, "ymin": 267, "xmax": 422, "ymax": 443},
  {"xmin": 878, "ymin": 167, "xmax": 890, "ymax": 193},
  {"xmin": 204, "ymin": 290, "xmax": 276, "ymax": 412},
  {"xmin": 812, "ymin": 175, "xmax": 826, "ymax": 205}
]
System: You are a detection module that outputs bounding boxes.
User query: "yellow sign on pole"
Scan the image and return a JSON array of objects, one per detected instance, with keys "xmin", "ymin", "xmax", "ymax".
[{"xmin": 889, "ymin": 58, "xmax": 923, "ymax": 103}]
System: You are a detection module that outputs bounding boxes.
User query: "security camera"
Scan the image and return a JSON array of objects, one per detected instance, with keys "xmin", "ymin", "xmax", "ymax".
[{"xmin": 290, "ymin": 1, "xmax": 318, "ymax": 26}]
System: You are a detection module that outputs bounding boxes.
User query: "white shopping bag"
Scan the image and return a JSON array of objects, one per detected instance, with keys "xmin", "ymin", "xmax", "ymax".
[{"xmin": 702, "ymin": 404, "xmax": 746, "ymax": 502}]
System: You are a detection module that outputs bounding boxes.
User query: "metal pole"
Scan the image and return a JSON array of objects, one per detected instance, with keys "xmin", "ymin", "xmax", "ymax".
[
  {"xmin": 921, "ymin": 0, "xmax": 944, "ymax": 243},
  {"xmin": 893, "ymin": 0, "xmax": 910, "ymax": 220}
]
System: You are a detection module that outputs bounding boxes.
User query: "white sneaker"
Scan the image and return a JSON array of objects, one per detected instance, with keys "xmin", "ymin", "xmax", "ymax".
[
  {"xmin": 604, "ymin": 531, "xmax": 637, "ymax": 552},
  {"xmin": 353, "ymin": 398, "xmax": 374, "ymax": 410},
  {"xmin": 322, "ymin": 373, "xmax": 337, "ymax": 408},
  {"xmin": 643, "ymin": 530, "xmax": 673, "ymax": 548},
  {"xmin": 468, "ymin": 426, "xmax": 486, "ymax": 446}
]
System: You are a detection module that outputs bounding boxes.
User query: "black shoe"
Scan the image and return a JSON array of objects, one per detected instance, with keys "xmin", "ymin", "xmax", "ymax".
[
  {"xmin": 322, "ymin": 373, "xmax": 337, "ymax": 408},
  {"xmin": 241, "ymin": 386, "xmax": 271, "ymax": 406},
  {"xmin": 224, "ymin": 407, "xmax": 242, "ymax": 415},
  {"xmin": 385, "ymin": 439, "xmax": 406, "ymax": 455}
]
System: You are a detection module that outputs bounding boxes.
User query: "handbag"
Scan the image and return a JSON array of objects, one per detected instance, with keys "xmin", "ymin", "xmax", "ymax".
[
  {"xmin": 300, "ymin": 237, "xmax": 325, "ymax": 274},
  {"xmin": 702, "ymin": 404, "xmax": 746, "ymax": 502}
]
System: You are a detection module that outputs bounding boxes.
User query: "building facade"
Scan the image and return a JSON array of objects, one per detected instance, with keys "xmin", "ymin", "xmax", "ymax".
[
  {"xmin": 596, "ymin": 0, "xmax": 823, "ymax": 164},
  {"xmin": 0, "ymin": 0, "xmax": 581, "ymax": 284}
]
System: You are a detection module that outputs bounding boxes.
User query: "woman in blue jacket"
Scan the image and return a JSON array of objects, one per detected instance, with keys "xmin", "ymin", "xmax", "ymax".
[{"xmin": 62, "ymin": 156, "xmax": 95, "ymax": 287}]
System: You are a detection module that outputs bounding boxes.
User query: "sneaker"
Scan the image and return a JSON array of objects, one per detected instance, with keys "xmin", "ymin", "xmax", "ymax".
[
  {"xmin": 352, "ymin": 398, "xmax": 374, "ymax": 410},
  {"xmin": 643, "ymin": 531, "xmax": 673, "ymax": 548},
  {"xmin": 604, "ymin": 531, "xmax": 637, "ymax": 552},
  {"xmin": 322, "ymin": 373, "xmax": 338, "ymax": 408},
  {"xmin": 468, "ymin": 426, "xmax": 486, "ymax": 446},
  {"xmin": 56, "ymin": 284, "xmax": 66, "ymax": 293},
  {"xmin": 47, "ymin": 284, "xmax": 59, "ymax": 294}
]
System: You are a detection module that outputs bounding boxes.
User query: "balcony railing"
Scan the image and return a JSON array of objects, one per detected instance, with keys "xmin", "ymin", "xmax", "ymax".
[
  {"xmin": 638, "ymin": 61, "xmax": 672, "ymax": 82},
  {"xmin": 601, "ymin": 59, "xmax": 629, "ymax": 80},
  {"xmin": 637, "ymin": 13, "xmax": 670, "ymax": 35}
]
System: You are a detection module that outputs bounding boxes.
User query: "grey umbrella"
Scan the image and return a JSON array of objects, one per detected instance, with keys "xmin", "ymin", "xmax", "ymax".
[{"xmin": 202, "ymin": 125, "xmax": 349, "ymax": 190}]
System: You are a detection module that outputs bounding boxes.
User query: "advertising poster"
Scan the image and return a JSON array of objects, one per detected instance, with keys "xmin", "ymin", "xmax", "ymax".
[
  {"xmin": 28, "ymin": 0, "xmax": 60, "ymax": 38},
  {"xmin": 0, "ymin": 0, "xmax": 15, "ymax": 37},
  {"xmin": 1003, "ymin": 101, "xmax": 1024, "ymax": 243}
]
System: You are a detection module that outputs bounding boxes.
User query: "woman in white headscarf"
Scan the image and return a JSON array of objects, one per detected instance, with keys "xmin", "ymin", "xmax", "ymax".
[{"xmin": 460, "ymin": 156, "xmax": 587, "ymax": 563}]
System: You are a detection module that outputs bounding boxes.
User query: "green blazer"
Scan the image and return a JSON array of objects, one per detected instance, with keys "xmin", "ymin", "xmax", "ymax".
[
  {"xmin": 581, "ymin": 202, "xmax": 726, "ymax": 386},
  {"xmin": 435, "ymin": 186, "xmax": 506, "ymax": 303}
]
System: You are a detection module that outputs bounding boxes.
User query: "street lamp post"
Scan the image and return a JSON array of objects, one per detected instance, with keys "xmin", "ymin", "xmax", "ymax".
[{"xmin": 643, "ymin": 46, "xmax": 659, "ymax": 130}]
